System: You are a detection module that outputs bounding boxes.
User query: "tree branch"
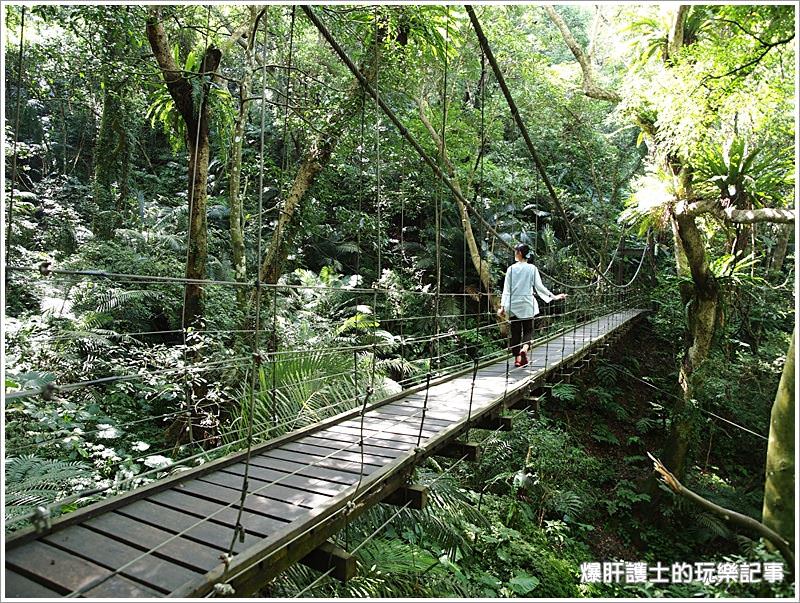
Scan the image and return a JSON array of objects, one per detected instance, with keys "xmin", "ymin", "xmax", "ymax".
[
  {"xmin": 543, "ymin": 5, "xmax": 620, "ymax": 103},
  {"xmin": 703, "ymin": 32, "xmax": 795, "ymax": 83},
  {"xmin": 667, "ymin": 5, "xmax": 689, "ymax": 61},
  {"xmin": 649, "ymin": 452, "xmax": 795, "ymax": 569},
  {"xmin": 679, "ymin": 198, "xmax": 796, "ymax": 224},
  {"xmin": 145, "ymin": 8, "xmax": 195, "ymax": 126}
]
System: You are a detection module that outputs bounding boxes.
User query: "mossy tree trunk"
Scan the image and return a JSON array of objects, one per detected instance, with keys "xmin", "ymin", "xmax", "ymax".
[
  {"xmin": 762, "ymin": 327, "xmax": 795, "ymax": 547},
  {"xmin": 228, "ymin": 7, "xmax": 260, "ymax": 314},
  {"xmin": 93, "ymin": 28, "xmax": 131, "ymax": 240},
  {"xmin": 146, "ymin": 9, "xmax": 221, "ymax": 443},
  {"xmin": 146, "ymin": 8, "xmax": 221, "ymax": 330}
]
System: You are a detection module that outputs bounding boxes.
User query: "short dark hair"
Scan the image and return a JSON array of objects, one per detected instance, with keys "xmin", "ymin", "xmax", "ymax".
[{"xmin": 515, "ymin": 243, "xmax": 529, "ymax": 258}]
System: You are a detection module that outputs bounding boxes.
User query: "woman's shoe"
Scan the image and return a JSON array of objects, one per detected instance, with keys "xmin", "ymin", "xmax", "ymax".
[
  {"xmin": 514, "ymin": 356, "xmax": 522, "ymax": 367},
  {"xmin": 519, "ymin": 351, "xmax": 528, "ymax": 367}
]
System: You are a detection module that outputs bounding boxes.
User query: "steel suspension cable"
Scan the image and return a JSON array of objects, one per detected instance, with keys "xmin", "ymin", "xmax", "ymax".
[
  {"xmin": 6, "ymin": 5, "xmax": 26, "ymax": 259},
  {"xmin": 300, "ymin": 5, "xmax": 513, "ymax": 255},
  {"xmin": 226, "ymin": 6, "xmax": 272, "ymax": 559},
  {"xmin": 465, "ymin": 5, "xmax": 636, "ymax": 290}
]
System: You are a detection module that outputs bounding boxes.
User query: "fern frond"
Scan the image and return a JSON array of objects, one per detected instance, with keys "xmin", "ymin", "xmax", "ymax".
[{"xmin": 96, "ymin": 289, "xmax": 161, "ymax": 313}]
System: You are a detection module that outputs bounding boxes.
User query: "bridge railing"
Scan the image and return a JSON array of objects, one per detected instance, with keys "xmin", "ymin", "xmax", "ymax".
[{"xmin": 4, "ymin": 263, "xmax": 647, "ymax": 532}]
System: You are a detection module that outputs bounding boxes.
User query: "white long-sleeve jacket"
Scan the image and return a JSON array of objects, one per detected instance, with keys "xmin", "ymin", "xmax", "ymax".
[{"xmin": 500, "ymin": 261, "xmax": 555, "ymax": 319}]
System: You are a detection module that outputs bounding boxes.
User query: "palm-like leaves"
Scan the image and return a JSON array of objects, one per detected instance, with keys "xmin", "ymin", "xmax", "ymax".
[
  {"xmin": 624, "ymin": 6, "xmax": 711, "ymax": 65},
  {"xmin": 692, "ymin": 137, "xmax": 793, "ymax": 207}
]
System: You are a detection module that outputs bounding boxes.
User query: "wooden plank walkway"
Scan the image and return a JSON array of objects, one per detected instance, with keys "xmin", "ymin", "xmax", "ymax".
[{"xmin": 4, "ymin": 309, "xmax": 645, "ymax": 598}]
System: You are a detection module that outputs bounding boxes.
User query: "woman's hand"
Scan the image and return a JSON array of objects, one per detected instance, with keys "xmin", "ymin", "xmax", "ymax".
[
  {"xmin": 555, "ymin": 293, "xmax": 567, "ymax": 301},
  {"xmin": 497, "ymin": 307, "xmax": 506, "ymax": 317}
]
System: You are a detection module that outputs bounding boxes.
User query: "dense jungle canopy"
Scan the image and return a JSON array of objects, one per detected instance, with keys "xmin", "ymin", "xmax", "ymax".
[{"xmin": 2, "ymin": 3, "xmax": 796, "ymax": 598}]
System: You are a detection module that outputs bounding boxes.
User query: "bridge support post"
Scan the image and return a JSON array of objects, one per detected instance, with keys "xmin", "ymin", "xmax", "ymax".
[
  {"xmin": 434, "ymin": 441, "xmax": 481, "ymax": 462},
  {"xmin": 383, "ymin": 484, "xmax": 428, "ymax": 510},
  {"xmin": 508, "ymin": 396, "xmax": 543, "ymax": 414},
  {"xmin": 300, "ymin": 540, "xmax": 357, "ymax": 582}
]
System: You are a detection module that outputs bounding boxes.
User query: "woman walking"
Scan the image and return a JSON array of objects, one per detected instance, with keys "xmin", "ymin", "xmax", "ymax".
[{"xmin": 497, "ymin": 243, "xmax": 566, "ymax": 367}]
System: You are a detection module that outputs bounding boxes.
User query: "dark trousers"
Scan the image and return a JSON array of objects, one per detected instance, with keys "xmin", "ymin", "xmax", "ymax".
[{"xmin": 509, "ymin": 314, "xmax": 534, "ymax": 357}]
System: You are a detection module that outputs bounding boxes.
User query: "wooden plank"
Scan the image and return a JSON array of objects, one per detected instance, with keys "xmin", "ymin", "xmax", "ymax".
[
  {"xmin": 5, "ymin": 540, "xmax": 160, "ymax": 598},
  {"xmin": 172, "ymin": 464, "xmax": 417, "ymax": 598},
  {"xmin": 281, "ymin": 440, "xmax": 394, "ymax": 467},
  {"xmin": 380, "ymin": 395, "xmax": 473, "ymax": 409},
  {"xmin": 177, "ymin": 479, "xmax": 308, "ymax": 523},
  {"xmin": 261, "ymin": 447, "xmax": 373, "ymax": 477},
  {"xmin": 313, "ymin": 426, "xmax": 417, "ymax": 451},
  {"xmin": 116, "ymin": 499, "xmax": 245, "ymax": 551},
  {"xmin": 43, "ymin": 524, "xmax": 200, "ymax": 593},
  {"xmin": 368, "ymin": 409, "xmax": 452, "ymax": 427},
  {"xmin": 299, "ymin": 434, "xmax": 407, "ymax": 460},
  {"xmin": 377, "ymin": 404, "xmax": 464, "ymax": 421},
  {"xmin": 3, "ymin": 569, "xmax": 64, "ymax": 597},
  {"xmin": 380, "ymin": 406, "xmax": 477, "ymax": 424},
  {"xmin": 148, "ymin": 489, "xmax": 285, "ymax": 539},
  {"xmin": 350, "ymin": 416, "xmax": 452, "ymax": 438},
  {"xmin": 338, "ymin": 417, "xmax": 440, "ymax": 438},
  {"xmin": 222, "ymin": 463, "xmax": 349, "ymax": 497},
  {"xmin": 84, "ymin": 575, "xmax": 164, "ymax": 599},
  {"xmin": 85, "ymin": 512, "xmax": 223, "ymax": 573},
  {"xmin": 247, "ymin": 455, "xmax": 360, "ymax": 486},
  {"xmin": 197, "ymin": 469, "xmax": 333, "ymax": 509},
  {"xmin": 322, "ymin": 423, "xmax": 426, "ymax": 445}
]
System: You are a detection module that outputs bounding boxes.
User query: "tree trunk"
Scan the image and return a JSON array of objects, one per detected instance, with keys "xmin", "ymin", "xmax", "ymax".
[
  {"xmin": 253, "ymin": 59, "xmax": 375, "ymax": 291},
  {"xmin": 147, "ymin": 9, "xmax": 221, "ymax": 444},
  {"xmin": 660, "ymin": 192, "xmax": 719, "ymax": 480},
  {"xmin": 769, "ymin": 223, "xmax": 791, "ymax": 278},
  {"xmin": 543, "ymin": 5, "xmax": 621, "ymax": 103},
  {"xmin": 667, "ymin": 5, "xmax": 690, "ymax": 62},
  {"xmin": 93, "ymin": 88, "xmax": 128, "ymax": 239},
  {"xmin": 762, "ymin": 327, "xmax": 795, "ymax": 547},
  {"xmin": 93, "ymin": 13, "xmax": 133, "ymax": 240},
  {"xmin": 229, "ymin": 7, "xmax": 259, "ymax": 313},
  {"xmin": 416, "ymin": 98, "xmax": 500, "ymax": 313},
  {"xmin": 184, "ymin": 130, "xmax": 210, "ymax": 329},
  {"xmin": 146, "ymin": 9, "xmax": 220, "ymax": 329}
]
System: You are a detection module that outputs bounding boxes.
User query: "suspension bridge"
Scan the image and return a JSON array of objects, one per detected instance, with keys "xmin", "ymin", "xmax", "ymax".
[
  {"xmin": 4, "ymin": 5, "xmax": 654, "ymax": 598},
  {"xmin": 5, "ymin": 304, "xmax": 645, "ymax": 598}
]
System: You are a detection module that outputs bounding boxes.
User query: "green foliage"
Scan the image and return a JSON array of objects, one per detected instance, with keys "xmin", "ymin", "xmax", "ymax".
[
  {"xmin": 590, "ymin": 423, "xmax": 620, "ymax": 446},
  {"xmin": 603, "ymin": 479, "xmax": 650, "ymax": 515},
  {"xmin": 691, "ymin": 136, "xmax": 794, "ymax": 208},
  {"xmin": 3, "ymin": 4, "xmax": 795, "ymax": 599},
  {"xmin": 550, "ymin": 382, "xmax": 578, "ymax": 402},
  {"xmin": 5, "ymin": 455, "xmax": 96, "ymax": 524}
]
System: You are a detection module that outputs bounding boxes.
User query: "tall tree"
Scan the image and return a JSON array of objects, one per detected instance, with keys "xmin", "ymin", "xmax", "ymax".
[
  {"xmin": 93, "ymin": 7, "xmax": 133, "ymax": 239},
  {"xmin": 227, "ymin": 7, "xmax": 261, "ymax": 313},
  {"xmin": 145, "ymin": 8, "xmax": 221, "ymax": 329},
  {"xmin": 545, "ymin": 4, "xmax": 795, "ymax": 478}
]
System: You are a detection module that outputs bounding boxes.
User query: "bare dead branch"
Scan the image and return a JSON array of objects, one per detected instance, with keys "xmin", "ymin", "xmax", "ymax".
[{"xmin": 649, "ymin": 452, "xmax": 795, "ymax": 569}]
